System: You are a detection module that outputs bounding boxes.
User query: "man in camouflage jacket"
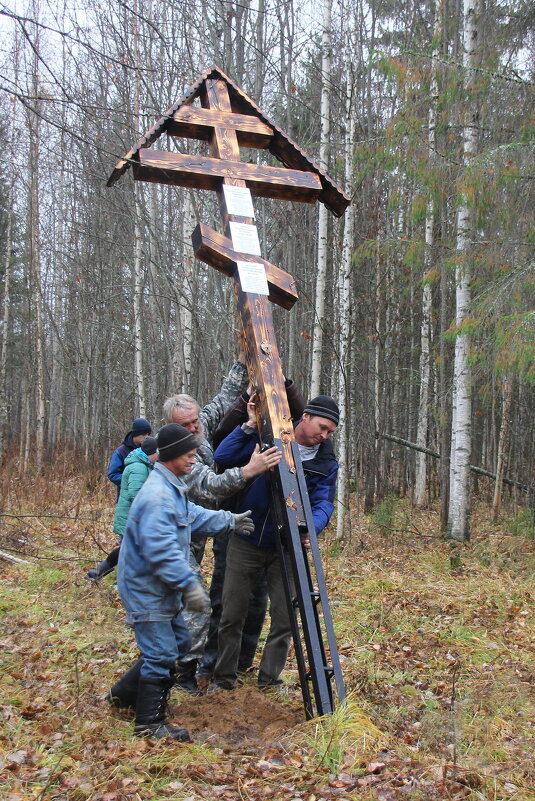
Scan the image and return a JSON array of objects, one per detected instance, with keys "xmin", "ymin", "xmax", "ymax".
[{"xmin": 162, "ymin": 358, "xmax": 250, "ymax": 556}]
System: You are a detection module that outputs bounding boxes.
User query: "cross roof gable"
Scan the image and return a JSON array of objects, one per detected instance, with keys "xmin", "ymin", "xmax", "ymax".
[{"xmin": 107, "ymin": 66, "xmax": 349, "ymax": 217}]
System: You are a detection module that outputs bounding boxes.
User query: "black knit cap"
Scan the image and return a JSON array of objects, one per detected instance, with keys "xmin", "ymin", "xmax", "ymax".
[
  {"xmin": 303, "ymin": 395, "xmax": 340, "ymax": 426},
  {"xmin": 140, "ymin": 436, "xmax": 158, "ymax": 456},
  {"xmin": 157, "ymin": 424, "xmax": 199, "ymax": 461},
  {"xmin": 132, "ymin": 417, "xmax": 151, "ymax": 436}
]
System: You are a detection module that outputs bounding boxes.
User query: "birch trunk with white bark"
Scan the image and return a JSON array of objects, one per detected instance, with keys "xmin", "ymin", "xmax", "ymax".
[
  {"xmin": 132, "ymin": 4, "xmax": 146, "ymax": 417},
  {"xmin": 179, "ymin": 191, "xmax": 196, "ymax": 392},
  {"xmin": 133, "ymin": 188, "xmax": 146, "ymax": 417},
  {"xmin": 0, "ymin": 69, "xmax": 17, "ymax": 467},
  {"xmin": 448, "ymin": 0, "xmax": 480, "ymax": 540},
  {"xmin": 414, "ymin": 0, "xmax": 442, "ymax": 507},
  {"xmin": 310, "ymin": 0, "xmax": 332, "ymax": 398},
  {"xmin": 336, "ymin": 45, "xmax": 356, "ymax": 541},
  {"xmin": 27, "ymin": 43, "xmax": 45, "ymax": 474}
]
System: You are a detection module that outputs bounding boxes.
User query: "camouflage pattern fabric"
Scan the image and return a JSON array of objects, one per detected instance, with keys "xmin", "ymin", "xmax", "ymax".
[
  {"xmin": 176, "ymin": 552, "xmax": 210, "ymax": 674},
  {"xmin": 182, "ymin": 361, "xmax": 248, "ymax": 511},
  {"xmin": 177, "ymin": 361, "xmax": 248, "ymax": 671}
]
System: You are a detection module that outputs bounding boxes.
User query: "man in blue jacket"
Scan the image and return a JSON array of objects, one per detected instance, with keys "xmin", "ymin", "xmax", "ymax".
[
  {"xmin": 211, "ymin": 395, "xmax": 339, "ymax": 692},
  {"xmin": 110, "ymin": 423, "xmax": 270, "ymax": 741}
]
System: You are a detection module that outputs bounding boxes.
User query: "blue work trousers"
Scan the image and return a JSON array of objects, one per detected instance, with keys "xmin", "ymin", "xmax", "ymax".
[{"xmin": 133, "ymin": 614, "xmax": 192, "ymax": 680}]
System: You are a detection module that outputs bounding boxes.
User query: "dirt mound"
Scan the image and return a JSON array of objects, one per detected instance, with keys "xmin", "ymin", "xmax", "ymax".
[{"xmin": 171, "ymin": 685, "xmax": 305, "ymax": 752}]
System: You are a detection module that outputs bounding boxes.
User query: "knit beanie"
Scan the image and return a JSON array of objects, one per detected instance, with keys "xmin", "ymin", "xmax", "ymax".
[
  {"xmin": 132, "ymin": 417, "xmax": 152, "ymax": 436},
  {"xmin": 157, "ymin": 424, "xmax": 199, "ymax": 461},
  {"xmin": 303, "ymin": 395, "xmax": 340, "ymax": 426},
  {"xmin": 140, "ymin": 436, "xmax": 158, "ymax": 456}
]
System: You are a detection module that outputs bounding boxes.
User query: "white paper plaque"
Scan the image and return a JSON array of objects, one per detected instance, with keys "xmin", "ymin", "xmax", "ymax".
[
  {"xmin": 229, "ymin": 222, "xmax": 261, "ymax": 256},
  {"xmin": 223, "ymin": 185, "xmax": 255, "ymax": 218},
  {"xmin": 237, "ymin": 261, "xmax": 269, "ymax": 295}
]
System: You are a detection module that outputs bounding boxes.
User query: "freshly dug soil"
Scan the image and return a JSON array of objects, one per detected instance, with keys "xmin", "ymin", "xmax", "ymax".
[{"xmin": 170, "ymin": 685, "xmax": 305, "ymax": 752}]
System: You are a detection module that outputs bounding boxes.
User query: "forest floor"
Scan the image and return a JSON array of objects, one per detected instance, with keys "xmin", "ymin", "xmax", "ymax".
[{"xmin": 1, "ymin": 462, "xmax": 534, "ymax": 801}]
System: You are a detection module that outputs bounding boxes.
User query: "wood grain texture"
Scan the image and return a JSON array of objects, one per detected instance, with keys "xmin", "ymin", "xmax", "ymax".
[
  {"xmin": 191, "ymin": 222, "xmax": 298, "ymax": 310},
  {"xmin": 198, "ymin": 78, "xmax": 306, "ymax": 521},
  {"xmin": 170, "ymin": 106, "xmax": 273, "ymax": 148},
  {"xmin": 107, "ymin": 66, "xmax": 350, "ymax": 217},
  {"xmin": 133, "ymin": 150, "xmax": 321, "ymax": 202}
]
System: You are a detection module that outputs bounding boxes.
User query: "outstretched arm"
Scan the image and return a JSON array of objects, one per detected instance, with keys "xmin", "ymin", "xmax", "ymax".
[{"xmin": 199, "ymin": 359, "xmax": 249, "ymax": 445}]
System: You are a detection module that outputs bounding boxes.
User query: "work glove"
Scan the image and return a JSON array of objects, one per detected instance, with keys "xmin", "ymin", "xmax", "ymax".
[
  {"xmin": 232, "ymin": 509, "xmax": 254, "ymax": 535},
  {"xmin": 183, "ymin": 581, "xmax": 210, "ymax": 613}
]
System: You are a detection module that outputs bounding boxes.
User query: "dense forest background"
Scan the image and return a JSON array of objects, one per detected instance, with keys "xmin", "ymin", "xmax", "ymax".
[{"xmin": 0, "ymin": 0, "xmax": 533, "ymax": 541}]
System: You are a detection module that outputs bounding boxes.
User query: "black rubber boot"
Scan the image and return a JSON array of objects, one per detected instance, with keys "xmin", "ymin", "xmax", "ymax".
[
  {"xmin": 87, "ymin": 548, "xmax": 119, "ymax": 580},
  {"xmin": 174, "ymin": 660, "xmax": 198, "ymax": 694},
  {"xmin": 108, "ymin": 658, "xmax": 143, "ymax": 709},
  {"xmin": 134, "ymin": 677, "xmax": 191, "ymax": 741}
]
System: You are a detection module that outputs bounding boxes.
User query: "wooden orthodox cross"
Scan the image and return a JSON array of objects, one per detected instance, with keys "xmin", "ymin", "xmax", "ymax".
[{"xmin": 108, "ymin": 67, "xmax": 350, "ymax": 718}]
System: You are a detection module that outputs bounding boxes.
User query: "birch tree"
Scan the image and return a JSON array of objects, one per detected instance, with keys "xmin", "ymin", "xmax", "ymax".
[
  {"xmin": 173, "ymin": 190, "xmax": 196, "ymax": 392},
  {"xmin": 449, "ymin": 0, "xmax": 481, "ymax": 541},
  {"xmin": 310, "ymin": 0, "xmax": 332, "ymax": 397},
  {"xmin": 0, "ymin": 21, "xmax": 21, "ymax": 468},
  {"xmin": 414, "ymin": 0, "xmax": 443, "ymax": 508},
  {"xmin": 0, "ymin": 103, "xmax": 16, "ymax": 467},
  {"xmin": 336, "ymin": 32, "xmax": 356, "ymax": 540},
  {"xmin": 26, "ymin": 17, "xmax": 46, "ymax": 474},
  {"xmin": 131, "ymin": 2, "xmax": 146, "ymax": 417}
]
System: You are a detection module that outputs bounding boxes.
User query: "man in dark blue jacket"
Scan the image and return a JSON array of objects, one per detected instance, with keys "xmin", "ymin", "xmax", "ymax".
[
  {"xmin": 211, "ymin": 395, "xmax": 339, "ymax": 691},
  {"xmin": 107, "ymin": 417, "xmax": 152, "ymax": 495}
]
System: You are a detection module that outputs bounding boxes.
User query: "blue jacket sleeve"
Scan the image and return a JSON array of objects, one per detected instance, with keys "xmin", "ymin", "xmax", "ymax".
[
  {"xmin": 213, "ymin": 425, "xmax": 258, "ymax": 468},
  {"xmin": 187, "ymin": 502, "xmax": 234, "ymax": 538},
  {"xmin": 107, "ymin": 449, "xmax": 124, "ymax": 487},
  {"xmin": 307, "ymin": 462, "xmax": 339, "ymax": 535}
]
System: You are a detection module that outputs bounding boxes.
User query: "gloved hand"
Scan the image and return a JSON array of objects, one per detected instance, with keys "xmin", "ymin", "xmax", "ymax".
[
  {"xmin": 233, "ymin": 509, "xmax": 254, "ymax": 535},
  {"xmin": 183, "ymin": 581, "xmax": 210, "ymax": 613}
]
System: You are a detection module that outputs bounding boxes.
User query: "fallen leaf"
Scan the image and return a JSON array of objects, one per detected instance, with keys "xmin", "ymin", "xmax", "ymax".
[
  {"xmin": 6, "ymin": 751, "xmax": 28, "ymax": 766},
  {"xmin": 367, "ymin": 761, "xmax": 386, "ymax": 774}
]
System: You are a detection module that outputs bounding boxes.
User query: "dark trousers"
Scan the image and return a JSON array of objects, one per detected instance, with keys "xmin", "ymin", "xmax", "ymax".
[
  {"xmin": 214, "ymin": 534, "xmax": 292, "ymax": 688},
  {"xmin": 199, "ymin": 529, "xmax": 267, "ymax": 677}
]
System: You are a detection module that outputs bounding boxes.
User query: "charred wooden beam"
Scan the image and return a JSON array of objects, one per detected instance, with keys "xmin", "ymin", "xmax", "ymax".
[
  {"xmin": 191, "ymin": 222, "xmax": 298, "ymax": 310},
  {"xmin": 169, "ymin": 107, "xmax": 273, "ymax": 148},
  {"xmin": 133, "ymin": 149, "xmax": 322, "ymax": 203},
  {"xmin": 269, "ymin": 131, "xmax": 349, "ymax": 218}
]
